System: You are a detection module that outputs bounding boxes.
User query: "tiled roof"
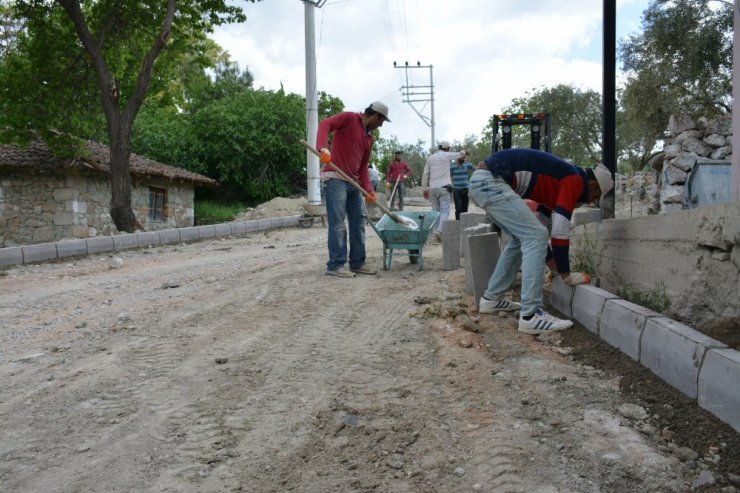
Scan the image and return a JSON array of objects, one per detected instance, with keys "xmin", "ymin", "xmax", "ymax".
[{"xmin": 0, "ymin": 140, "xmax": 217, "ymax": 185}]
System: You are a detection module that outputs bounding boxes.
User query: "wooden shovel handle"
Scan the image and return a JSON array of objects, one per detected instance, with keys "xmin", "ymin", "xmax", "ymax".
[{"xmin": 300, "ymin": 139, "xmax": 406, "ymax": 225}]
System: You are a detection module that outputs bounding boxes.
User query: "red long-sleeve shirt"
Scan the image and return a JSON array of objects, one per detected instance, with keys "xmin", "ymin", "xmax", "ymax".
[
  {"xmin": 316, "ymin": 112, "xmax": 372, "ymax": 193},
  {"xmin": 387, "ymin": 159, "xmax": 411, "ymax": 182}
]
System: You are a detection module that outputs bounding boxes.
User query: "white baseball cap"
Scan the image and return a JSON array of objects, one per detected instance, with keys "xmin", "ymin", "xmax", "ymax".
[
  {"xmin": 368, "ymin": 101, "xmax": 391, "ymax": 121},
  {"xmin": 439, "ymin": 141, "xmax": 450, "ymax": 149},
  {"xmin": 593, "ymin": 164, "xmax": 614, "ymax": 195}
]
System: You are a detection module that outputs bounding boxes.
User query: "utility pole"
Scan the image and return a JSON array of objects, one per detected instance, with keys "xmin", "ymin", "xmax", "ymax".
[
  {"xmin": 394, "ymin": 61, "xmax": 435, "ymax": 150},
  {"xmin": 602, "ymin": 0, "xmax": 616, "ymax": 218},
  {"xmin": 303, "ymin": 0, "xmax": 327, "ymax": 205}
]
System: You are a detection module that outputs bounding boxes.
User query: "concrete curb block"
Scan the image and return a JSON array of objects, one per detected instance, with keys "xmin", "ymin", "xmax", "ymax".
[
  {"xmin": 179, "ymin": 227, "xmax": 198, "ymax": 242},
  {"xmin": 112, "ymin": 234, "xmax": 139, "ymax": 251},
  {"xmin": 197, "ymin": 225, "xmax": 216, "ymax": 239},
  {"xmin": 0, "ymin": 247, "xmax": 23, "ymax": 266},
  {"xmin": 698, "ymin": 349, "xmax": 740, "ymax": 431},
  {"xmin": 552, "ymin": 283, "xmax": 740, "ymax": 432},
  {"xmin": 641, "ymin": 317, "xmax": 727, "ymax": 399},
  {"xmin": 86, "ymin": 236, "xmax": 114, "ymax": 254},
  {"xmin": 600, "ymin": 299, "xmax": 657, "ymax": 361},
  {"xmin": 22, "ymin": 243, "xmax": 57, "ymax": 264},
  {"xmin": 137, "ymin": 231, "xmax": 160, "ymax": 248},
  {"xmin": 56, "ymin": 239, "xmax": 88, "ymax": 258},
  {"xmin": 0, "ymin": 215, "xmax": 299, "ymax": 268},
  {"xmin": 230, "ymin": 222, "xmax": 247, "ymax": 235},
  {"xmin": 158, "ymin": 229, "xmax": 181, "ymax": 245}
]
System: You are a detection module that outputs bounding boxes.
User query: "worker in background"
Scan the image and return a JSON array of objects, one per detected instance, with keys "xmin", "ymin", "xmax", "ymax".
[
  {"xmin": 421, "ymin": 141, "xmax": 466, "ymax": 241},
  {"xmin": 368, "ymin": 164, "xmax": 380, "ymax": 192},
  {"xmin": 316, "ymin": 101, "xmax": 390, "ymax": 278},
  {"xmin": 366, "ymin": 164, "xmax": 382, "ymax": 219},
  {"xmin": 385, "ymin": 151, "xmax": 411, "ymax": 210},
  {"xmin": 469, "ymin": 148, "xmax": 614, "ymax": 335},
  {"xmin": 450, "ymin": 151, "xmax": 475, "ymax": 220}
]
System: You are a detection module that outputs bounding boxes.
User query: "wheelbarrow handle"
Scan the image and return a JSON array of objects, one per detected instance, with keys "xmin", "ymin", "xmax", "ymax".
[{"xmin": 300, "ymin": 139, "xmax": 408, "ymax": 227}]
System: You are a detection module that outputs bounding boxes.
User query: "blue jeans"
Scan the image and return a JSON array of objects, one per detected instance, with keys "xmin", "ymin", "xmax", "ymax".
[
  {"xmin": 428, "ymin": 187, "xmax": 451, "ymax": 232},
  {"xmin": 323, "ymin": 178, "xmax": 366, "ymax": 271},
  {"xmin": 390, "ymin": 183, "xmax": 405, "ymax": 210},
  {"xmin": 468, "ymin": 170, "xmax": 548, "ymax": 316}
]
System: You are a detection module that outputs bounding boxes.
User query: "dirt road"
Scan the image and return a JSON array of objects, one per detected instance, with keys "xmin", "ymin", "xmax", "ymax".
[{"xmin": 0, "ymin": 217, "xmax": 725, "ymax": 492}]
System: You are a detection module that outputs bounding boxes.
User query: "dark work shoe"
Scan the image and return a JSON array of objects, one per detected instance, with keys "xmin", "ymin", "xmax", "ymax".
[
  {"xmin": 325, "ymin": 267, "xmax": 355, "ymax": 278},
  {"xmin": 350, "ymin": 264, "xmax": 377, "ymax": 275}
]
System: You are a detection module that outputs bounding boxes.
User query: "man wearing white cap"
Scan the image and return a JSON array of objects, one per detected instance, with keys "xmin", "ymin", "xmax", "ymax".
[
  {"xmin": 421, "ymin": 141, "xmax": 466, "ymax": 240},
  {"xmin": 316, "ymin": 101, "xmax": 390, "ymax": 278},
  {"xmin": 468, "ymin": 148, "xmax": 614, "ymax": 335}
]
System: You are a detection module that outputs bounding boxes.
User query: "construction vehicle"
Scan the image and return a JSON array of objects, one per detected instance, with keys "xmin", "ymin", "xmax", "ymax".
[{"xmin": 491, "ymin": 112, "xmax": 551, "ymax": 154}]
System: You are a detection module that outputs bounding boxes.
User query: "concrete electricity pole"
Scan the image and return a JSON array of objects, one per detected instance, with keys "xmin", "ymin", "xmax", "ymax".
[
  {"xmin": 394, "ymin": 61, "xmax": 435, "ymax": 150},
  {"xmin": 303, "ymin": 0, "xmax": 327, "ymax": 206}
]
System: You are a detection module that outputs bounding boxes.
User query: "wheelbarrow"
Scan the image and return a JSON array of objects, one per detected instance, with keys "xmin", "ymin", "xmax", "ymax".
[
  {"xmin": 368, "ymin": 210, "xmax": 440, "ymax": 271},
  {"xmin": 299, "ymin": 203, "xmax": 326, "ymax": 228}
]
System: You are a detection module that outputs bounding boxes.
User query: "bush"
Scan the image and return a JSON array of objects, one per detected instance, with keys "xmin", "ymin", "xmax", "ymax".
[{"xmin": 194, "ymin": 200, "xmax": 245, "ymax": 225}]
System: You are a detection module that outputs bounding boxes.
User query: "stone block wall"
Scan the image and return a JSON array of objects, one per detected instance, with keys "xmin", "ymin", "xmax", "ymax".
[
  {"xmin": 658, "ymin": 113, "xmax": 732, "ymax": 213},
  {"xmin": 0, "ymin": 168, "xmax": 195, "ymax": 247},
  {"xmin": 570, "ymin": 201, "xmax": 740, "ymax": 325}
]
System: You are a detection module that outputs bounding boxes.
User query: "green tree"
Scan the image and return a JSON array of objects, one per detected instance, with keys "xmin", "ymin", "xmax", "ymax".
[
  {"xmin": 0, "ymin": 0, "xmax": 23, "ymax": 58},
  {"xmin": 374, "ymin": 136, "xmax": 426, "ymax": 187},
  {"xmin": 0, "ymin": 0, "xmax": 258, "ymax": 232},
  {"xmin": 132, "ymin": 55, "xmax": 348, "ymax": 203},
  {"xmin": 619, "ymin": 0, "xmax": 732, "ymax": 151},
  {"xmin": 496, "ymin": 84, "xmax": 603, "ymax": 165}
]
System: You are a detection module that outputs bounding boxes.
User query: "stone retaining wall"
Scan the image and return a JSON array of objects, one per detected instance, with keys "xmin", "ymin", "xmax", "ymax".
[
  {"xmin": 0, "ymin": 167, "xmax": 195, "ymax": 247},
  {"xmin": 659, "ymin": 113, "xmax": 732, "ymax": 213}
]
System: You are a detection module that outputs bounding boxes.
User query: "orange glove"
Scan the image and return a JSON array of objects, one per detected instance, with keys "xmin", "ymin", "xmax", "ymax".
[
  {"xmin": 423, "ymin": 190, "xmax": 429, "ymax": 200},
  {"xmin": 563, "ymin": 272, "xmax": 591, "ymax": 286},
  {"xmin": 319, "ymin": 148, "xmax": 331, "ymax": 164},
  {"xmin": 365, "ymin": 191, "xmax": 377, "ymax": 204}
]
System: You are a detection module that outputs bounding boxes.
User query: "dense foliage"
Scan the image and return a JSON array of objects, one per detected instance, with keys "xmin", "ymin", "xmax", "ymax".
[
  {"xmin": 0, "ymin": 0, "xmax": 258, "ymax": 231},
  {"xmin": 619, "ymin": 0, "xmax": 733, "ymax": 155}
]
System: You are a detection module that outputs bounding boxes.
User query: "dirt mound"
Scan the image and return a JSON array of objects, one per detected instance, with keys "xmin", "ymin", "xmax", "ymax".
[{"xmin": 235, "ymin": 196, "xmax": 307, "ymax": 220}]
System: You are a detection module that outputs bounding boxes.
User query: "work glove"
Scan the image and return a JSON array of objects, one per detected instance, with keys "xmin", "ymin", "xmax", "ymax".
[
  {"xmin": 319, "ymin": 148, "xmax": 331, "ymax": 164},
  {"xmin": 563, "ymin": 272, "xmax": 591, "ymax": 286},
  {"xmin": 365, "ymin": 191, "xmax": 377, "ymax": 205}
]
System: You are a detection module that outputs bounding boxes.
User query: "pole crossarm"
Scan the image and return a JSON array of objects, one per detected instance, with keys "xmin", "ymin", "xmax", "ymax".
[{"xmin": 394, "ymin": 61, "xmax": 436, "ymax": 148}]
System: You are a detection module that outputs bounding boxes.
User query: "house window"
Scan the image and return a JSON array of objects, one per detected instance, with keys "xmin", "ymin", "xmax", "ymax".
[{"xmin": 148, "ymin": 187, "xmax": 167, "ymax": 222}]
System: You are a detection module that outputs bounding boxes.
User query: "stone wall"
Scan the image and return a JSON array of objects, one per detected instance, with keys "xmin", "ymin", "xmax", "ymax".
[
  {"xmin": 571, "ymin": 202, "xmax": 740, "ymax": 325},
  {"xmin": 659, "ymin": 113, "xmax": 732, "ymax": 213},
  {"xmin": 0, "ymin": 168, "xmax": 195, "ymax": 247}
]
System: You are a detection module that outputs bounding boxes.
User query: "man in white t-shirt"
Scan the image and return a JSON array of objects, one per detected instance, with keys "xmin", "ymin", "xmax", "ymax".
[{"xmin": 421, "ymin": 141, "xmax": 465, "ymax": 240}]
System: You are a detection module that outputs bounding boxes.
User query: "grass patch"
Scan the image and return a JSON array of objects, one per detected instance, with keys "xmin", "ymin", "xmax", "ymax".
[
  {"xmin": 571, "ymin": 227, "xmax": 598, "ymax": 276},
  {"xmin": 616, "ymin": 282, "xmax": 671, "ymax": 313},
  {"xmin": 195, "ymin": 200, "xmax": 245, "ymax": 225}
]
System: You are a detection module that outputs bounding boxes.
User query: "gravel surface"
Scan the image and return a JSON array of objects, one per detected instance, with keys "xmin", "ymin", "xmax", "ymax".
[{"xmin": 0, "ymin": 206, "xmax": 737, "ymax": 492}]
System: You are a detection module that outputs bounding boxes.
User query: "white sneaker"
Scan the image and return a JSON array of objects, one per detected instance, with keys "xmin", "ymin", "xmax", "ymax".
[
  {"xmin": 518, "ymin": 309, "xmax": 573, "ymax": 335},
  {"xmin": 478, "ymin": 297, "xmax": 521, "ymax": 314}
]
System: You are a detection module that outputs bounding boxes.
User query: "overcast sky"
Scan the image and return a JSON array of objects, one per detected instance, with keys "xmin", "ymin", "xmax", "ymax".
[{"xmin": 212, "ymin": 0, "xmax": 649, "ymax": 149}]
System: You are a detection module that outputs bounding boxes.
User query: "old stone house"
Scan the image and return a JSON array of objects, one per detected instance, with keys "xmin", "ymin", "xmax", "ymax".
[{"xmin": 0, "ymin": 140, "xmax": 216, "ymax": 247}]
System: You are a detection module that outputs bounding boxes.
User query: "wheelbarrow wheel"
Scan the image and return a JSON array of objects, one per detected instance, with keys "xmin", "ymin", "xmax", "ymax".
[
  {"xmin": 298, "ymin": 213, "xmax": 314, "ymax": 228},
  {"xmin": 408, "ymin": 249, "xmax": 419, "ymax": 264}
]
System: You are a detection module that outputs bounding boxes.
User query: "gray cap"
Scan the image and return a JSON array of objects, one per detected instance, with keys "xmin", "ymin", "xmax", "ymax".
[{"xmin": 369, "ymin": 101, "xmax": 391, "ymax": 121}]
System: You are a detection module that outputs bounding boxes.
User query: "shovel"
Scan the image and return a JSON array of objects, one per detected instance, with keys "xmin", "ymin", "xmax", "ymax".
[{"xmin": 301, "ymin": 140, "xmax": 418, "ymax": 230}]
